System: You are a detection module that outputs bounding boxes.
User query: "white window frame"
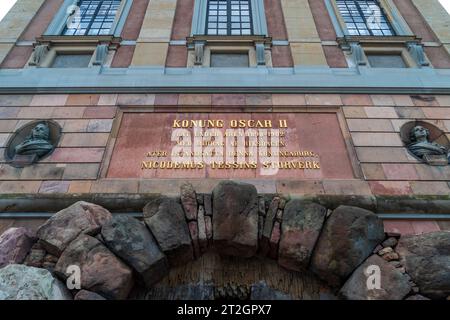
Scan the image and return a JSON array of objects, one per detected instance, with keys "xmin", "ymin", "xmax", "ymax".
[
  {"xmin": 44, "ymin": 0, "xmax": 133, "ymax": 37},
  {"xmin": 325, "ymin": 0, "xmax": 413, "ymax": 37},
  {"xmin": 191, "ymin": 0, "xmax": 268, "ymax": 36}
]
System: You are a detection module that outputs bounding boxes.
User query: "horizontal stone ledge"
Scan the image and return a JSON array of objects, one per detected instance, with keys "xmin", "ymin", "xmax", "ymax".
[
  {"xmin": 2, "ymin": 87, "xmax": 450, "ymax": 95},
  {"xmin": 0, "ymin": 193, "xmax": 449, "ymax": 214},
  {"xmin": 3, "ymin": 212, "xmax": 450, "ymax": 221},
  {"xmin": 0, "ymin": 67, "xmax": 449, "ymax": 94}
]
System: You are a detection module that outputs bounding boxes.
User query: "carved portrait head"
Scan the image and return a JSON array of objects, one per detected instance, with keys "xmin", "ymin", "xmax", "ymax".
[
  {"xmin": 404, "ymin": 124, "xmax": 449, "ymax": 166},
  {"xmin": 4, "ymin": 120, "xmax": 61, "ymax": 167},
  {"xmin": 409, "ymin": 125, "xmax": 430, "ymax": 143},
  {"xmin": 30, "ymin": 122, "xmax": 50, "ymax": 141}
]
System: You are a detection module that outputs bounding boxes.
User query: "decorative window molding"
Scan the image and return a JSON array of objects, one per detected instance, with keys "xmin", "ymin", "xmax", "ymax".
[
  {"xmin": 186, "ymin": 36, "xmax": 272, "ymax": 67},
  {"xmin": 377, "ymin": 0, "xmax": 412, "ymax": 36},
  {"xmin": 326, "ymin": 0, "xmax": 429, "ymax": 68},
  {"xmin": 189, "ymin": 0, "xmax": 270, "ymax": 66},
  {"xmin": 44, "ymin": 0, "xmax": 133, "ymax": 37},
  {"xmin": 32, "ymin": 0, "xmax": 131, "ymax": 67},
  {"xmin": 338, "ymin": 37, "xmax": 430, "ymax": 68},
  {"xmin": 28, "ymin": 35, "xmax": 121, "ymax": 68}
]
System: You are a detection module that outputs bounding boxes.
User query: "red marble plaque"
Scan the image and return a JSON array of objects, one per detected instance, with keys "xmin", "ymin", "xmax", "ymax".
[{"xmin": 107, "ymin": 113, "xmax": 355, "ymax": 179}]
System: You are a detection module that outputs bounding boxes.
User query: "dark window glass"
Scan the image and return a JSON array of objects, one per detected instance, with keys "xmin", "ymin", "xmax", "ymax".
[
  {"xmin": 62, "ymin": 0, "xmax": 121, "ymax": 36},
  {"xmin": 367, "ymin": 54, "xmax": 406, "ymax": 68},
  {"xmin": 210, "ymin": 53, "xmax": 249, "ymax": 67},
  {"xmin": 51, "ymin": 54, "xmax": 92, "ymax": 67},
  {"xmin": 206, "ymin": 0, "xmax": 253, "ymax": 35},
  {"xmin": 336, "ymin": 0, "xmax": 395, "ymax": 36}
]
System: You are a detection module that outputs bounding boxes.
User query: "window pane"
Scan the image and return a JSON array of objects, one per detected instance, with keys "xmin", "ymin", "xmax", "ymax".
[
  {"xmin": 367, "ymin": 54, "xmax": 406, "ymax": 68},
  {"xmin": 210, "ymin": 53, "xmax": 249, "ymax": 67},
  {"xmin": 206, "ymin": 0, "xmax": 253, "ymax": 35},
  {"xmin": 62, "ymin": 0, "xmax": 122, "ymax": 36},
  {"xmin": 335, "ymin": 0, "xmax": 396, "ymax": 36},
  {"xmin": 51, "ymin": 54, "xmax": 92, "ymax": 68}
]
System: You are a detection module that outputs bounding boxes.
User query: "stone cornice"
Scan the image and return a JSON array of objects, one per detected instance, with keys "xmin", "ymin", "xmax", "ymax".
[
  {"xmin": 0, "ymin": 66, "xmax": 449, "ymax": 94},
  {"xmin": 337, "ymin": 35, "xmax": 422, "ymax": 47},
  {"xmin": 34, "ymin": 35, "xmax": 122, "ymax": 49},
  {"xmin": 0, "ymin": 193, "xmax": 449, "ymax": 215}
]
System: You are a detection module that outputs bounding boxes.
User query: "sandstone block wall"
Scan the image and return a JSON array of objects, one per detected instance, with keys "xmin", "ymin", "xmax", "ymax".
[
  {"xmin": 0, "ymin": 93, "xmax": 449, "ymax": 198},
  {"xmin": 2, "ymin": 0, "xmax": 449, "ymax": 68},
  {"xmin": 0, "ymin": 0, "xmax": 46, "ymax": 67}
]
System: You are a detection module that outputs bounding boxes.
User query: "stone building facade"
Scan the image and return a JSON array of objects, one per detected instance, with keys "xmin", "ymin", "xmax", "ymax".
[
  {"xmin": 1, "ymin": 0, "xmax": 449, "ymax": 229},
  {"xmin": 0, "ymin": 0, "xmax": 449, "ymax": 300}
]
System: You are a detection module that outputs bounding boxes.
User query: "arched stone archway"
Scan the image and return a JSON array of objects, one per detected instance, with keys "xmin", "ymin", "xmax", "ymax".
[{"xmin": 0, "ymin": 180, "xmax": 449, "ymax": 300}]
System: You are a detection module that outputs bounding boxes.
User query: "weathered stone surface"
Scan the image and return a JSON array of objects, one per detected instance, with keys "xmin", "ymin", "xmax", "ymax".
[
  {"xmin": 42, "ymin": 254, "xmax": 58, "ymax": 272},
  {"xmin": 258, "ymin": 216, "xmax": 264, "ymax": 240},
  {"xmin": 212, "ymin": 181, "xmax": 259, "ymax": 257},
  {"xmin": 44, "ymin": 254, "xmax": 58, "ymax": 264},
  {"xmin": 389, "ymin": 260, "xmax": 402, "ymax": 268},
  {"xmin": 378, "ymin": 247, "xmax": 393, "ymax": 255},
  {"xmin": 258, "ymin": 197, "xmax": 266, "ymax": 216},
  {"xmin": 196, "ymin": 194, "xmax": 204, "ymax": 205},
  {"xmin": 55, "ymin": 234, "xmax": 133, "ymax": 300},
  {"xmin": 396, "ymin": 231, "xmax": 450, "ymax": 299},
  {"xmin": 250, "ymin": 281, "xmax": 292, "ymax": 300},
  {"xmin": 278, "ymin": 201, "xmax": 327, "ymax": 272},
  {"xmin": 197, "ymin": 205, "xmax": 208, "ymax": 252},
  {"xmin": 42, "ymin": 262, "xmax": 56, "ymax": 273},
  {"xmin": 24, "ymin": 243, "xmax": 46, "ymax": 268},
  {"xmin": 101, "ymin": 215, "xmax": 168, "ymax": 288},
  {"xmin": 215, "ymin": 283, "xmax": 250, "ymax": 300},
  {"xmin": 0, "ymin": 227, "xmax": 36, "ymax": 268},
  {"xmin": 204, "ymin": 194, "xmax": 213, "ymax": 216},
  {"xmin": 275, "ymin": 209, "xmax": 283, "ymax": 222},
  {"xmin": 260, "ymin": 197, "xmax": 279, "ymax": 256},
  {"xmin": 143, "ymin": 197, "xmax": 193, "ymax": 266},
  {"xmin": 180, "ymin": 182, "xmax": 198, "ymax": 221},
  {"xmin": 269, "ymin": 221, "xmax": 281, "ymax": 260},
  {"xmin": 382, "ymin": 252, "xmax": 399, "ymax": 262},
  {"xmin": 310, "ymin": 205, "xmax": 385, "ymax": 287},
  {"xmin": 382, "ymin": 237, "xmax": 398, "ymax": 248},
  {"xmin": 74, "ymin": 290, "xmax": 106, "ymax": 300},
  {"xmin": 189, "ymin": 221, "xmax": 200, "ymax": 258},
  {"xmin": 0, "ymin": 264, "xmax": 71, "ymax": 300},
  {"xmin": 397, "ymin": 267, "xmax": 406, "ymax": 273},
  {"xmin": 373, "ymin": 244, "xmax": 383, "ymax": 254},
  {"xmin": 37, "ymin": 201, "xmax": 112, "ymax": 256},
  {"xmin": 278, "ymin": 198, "xmax": 287, "ymax": 210},
  {"xmin": 205, "ymin": 215, "xmax": 213, "ymax": 242},
  {"xmin": 339, "ymin": 255, "xmax": 411, "ymax": 300},
  {"xmin": 386, "ymin": 232, "xmax": 401, "ymax": 238},
  {"xmin": 137, "ymin": 284, "xmax": 214, "ymax": 300},
  {"xmin": 262, "ymin": 197, "xmax": 279, "ymax": 240},
  {"xmin": 406, "ymin": 294, "xmax": 430, "ymax": 300},
  {"xmin": 42, "ymin": 254, "xmax": 58, "ymax": 273}
]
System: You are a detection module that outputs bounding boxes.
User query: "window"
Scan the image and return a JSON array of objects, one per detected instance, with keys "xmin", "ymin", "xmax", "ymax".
[
  {"xmin": 206, "ymin": 0, "xmax": 253, "ymax": 35},
  {"xmin": 62, "ymin": 0, "xmax": 122, "ymax": 36},
  {"xmin": 210, "ymin": 52, "xmax": 249, "ymax": 67},
  {"xmin": 336, "ymin": 0, "xmax": 395, "ymax": 36},
  {"xmin": 51, "ymin": 54, "xmax": 93, "ymax": 68},
  {"xmin": 188, "ymin": 0, "xmax": 269, "ymax": 66},
  {"xmin": 367, "ymin": 54, "xmax": 406, "ymax": 68}
]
